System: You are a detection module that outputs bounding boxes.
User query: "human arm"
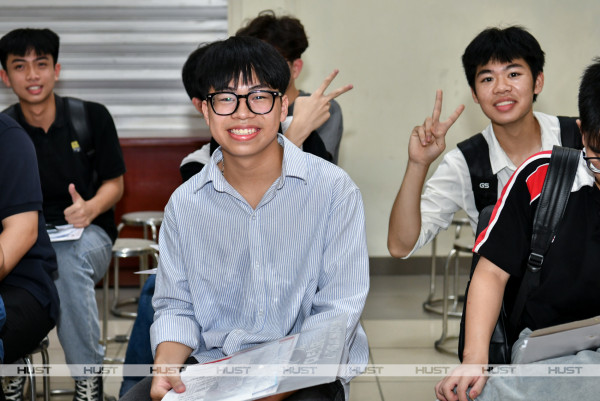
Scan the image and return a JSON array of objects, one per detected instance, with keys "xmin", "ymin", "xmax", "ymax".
[
  {"xmin": 435, "ymin": 257, "xmax": 509, "ymax": 401},
  {"xmin": 150, "ymin": 341, "xmax": 193, "ymax": 401},
  {"xmin": 387, "ymin": 90, "xmax": 464, "ymax": 257},
  {"xmin": 63, "ymin": 176, "xmax": 124, "ymax": 228},
  {"xmin": 300, "ymin": 183, "xmax": 369, "ymax": 382},
  {"xmin": 284, "ymin": 70, "xmax": 352, "ymax": 149},
  {"xmin": 0, "ymin": 211, "xmax": 38, "ymax": 281}
]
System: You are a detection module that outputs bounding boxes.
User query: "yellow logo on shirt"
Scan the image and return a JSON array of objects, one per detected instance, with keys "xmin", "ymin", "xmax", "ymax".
[{"xmin": 71, "ymin": 140, "xmax": 81, "ymax": 152}]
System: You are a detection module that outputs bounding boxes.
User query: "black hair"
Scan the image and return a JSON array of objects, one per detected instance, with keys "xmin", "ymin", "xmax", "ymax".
[
  {"xmin": 195, "ymin": 36, "xmax": 290, "ymax": 100},
  {"xmin": 181, "ymin": 42, "xmax": 214, "ymax": 100},
  {"xmin": 578, "ymin": 58, "xmax": 600, "ymax": 150},
  {"xmin": 462, "ymin": 26, "xmax": 545, "ymax": 102},
  {"xmin": 0, "ymin": 28, "xmax": 59, "ymax": 70},
  {"xmin": 235, "ymin": 10, "xmax": 308, "ymax": 61}
]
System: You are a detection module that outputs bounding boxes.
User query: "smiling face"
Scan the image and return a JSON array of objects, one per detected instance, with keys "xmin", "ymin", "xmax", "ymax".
[
  {"xmin": 198, "ymin": 73, "xmax": 288, "ymax": 164},
  {"xmin": 0, "ymin": 50, "xmax": 60, "ymax": 107},
  {"xmin": 471, "ymin": 57, "xmax": 543, "ymax": 127}
]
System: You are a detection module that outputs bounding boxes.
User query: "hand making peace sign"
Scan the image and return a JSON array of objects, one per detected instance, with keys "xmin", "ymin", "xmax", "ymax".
[{"xmin": 408, "ymin": 89, "xmax": 465, "ymax": 167}]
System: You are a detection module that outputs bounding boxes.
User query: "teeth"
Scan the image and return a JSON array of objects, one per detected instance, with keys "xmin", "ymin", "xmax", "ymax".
[
  {"xmin": 28, "ymin": 86, "xmax": 41, "ymax": 90},
  {"xmin": 230, "ymin": 128, "xmax": 257, "ymax": 135},
  {"xmin": 496, "ymin": 101, "xmax": 514, "ymax": 106}
]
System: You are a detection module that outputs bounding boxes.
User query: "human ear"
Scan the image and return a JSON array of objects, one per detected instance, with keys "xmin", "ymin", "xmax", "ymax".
[
  {"xmin": 470, "ymin": 87, "xmax": 479, "ymax": 104},
  {"xmin": 533, "ymin": 71, "xmax": 544, "ymax": 95},
  {"xmin": 0, "ymin": 69, "xmax": 12, "ymax": 88},
  {"xmin": 290, "ymin": 59, "xmax": 303, "ymax": 80}
]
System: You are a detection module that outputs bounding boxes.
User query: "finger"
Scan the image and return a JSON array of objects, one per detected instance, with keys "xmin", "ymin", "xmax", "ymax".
[
  {"xmin": 415, "ymin": 125, "xmax": 429, "ymax": 146},
  {"xmin": 442, "ymin": 104, "xmax": 466, "ymax": 128},
  {"xmin": 314, "ymin": 69, "xmax": 340, "ymax": 95},
  {"xmin": 435, "ymin": 381, "xmax": 448, "ymax": 401},
  {"xmin": 168, "ymin": 374, "xmax": 186, "ymax": 394},
  {"xmin": 324, "ymin": 83, "xmax": 354, "ymax": 101},
  {"xmin": 424, "ymin": 117, "xmax": 434, "ymax": 142},
  {"xmin": 467, "ymin": 375, "xmax": 488, "ymax": 400},
  {"xmin": 431, "ymin": 89, "xmax": 443, "ymax": 123},
  {"xmin": 68, "ymin": 183, "xmax": 83, "ymax": 204}
]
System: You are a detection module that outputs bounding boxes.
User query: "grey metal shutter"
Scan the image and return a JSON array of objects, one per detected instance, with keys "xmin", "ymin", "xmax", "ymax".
[{"xmin": 0, "ymin": 1, "xmax": 228, "ymax": 138}]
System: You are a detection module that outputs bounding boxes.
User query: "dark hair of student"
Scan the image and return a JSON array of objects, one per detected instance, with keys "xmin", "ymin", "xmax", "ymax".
[
  {"xmin": 578, "ymin": 57, "xmax": 600, "ymax": 150},
  {"xmin": 195, "ymin": 36, "xmax": 290, "ymax": 100},
  {"xmin": 0, "ymin": 28, "xmax": 60, "ymax": 70},
  {"xmin": 235, "ymin": 9, "xmax": 308, "ymax": 62},
  {"xmin": 462, "ymin": 25, "xmax": 545, "ymax": 102},
  {"xmin": 181, "ymin": 42, "xmax": 214, "ymax": 101}
]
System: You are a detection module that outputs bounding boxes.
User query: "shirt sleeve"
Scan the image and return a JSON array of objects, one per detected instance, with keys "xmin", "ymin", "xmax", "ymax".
[
  {"xmin": 0, "ymin": 123, "xmax": 43, "ymax": 221},
  {"xmin": 300, "ymin": 180, "xmax": 369, "ymax": 382},
  {"xmin": 405, "ymin": 148, "xmax": 479, "ymax": 258},
  {"xmin": 87, "ymin": 102, "xmax": 126, "ymax": 180},
  {"xmin": 150, "ymin": 197, "xmax": 202, "ymax": 355},
  {"xmin": 315, "ymin": 99, "xmax": 343, "ymax": 164}
]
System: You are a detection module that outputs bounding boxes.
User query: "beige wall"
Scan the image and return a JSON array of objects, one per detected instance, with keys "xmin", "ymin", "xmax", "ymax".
[{"xmin": 230, "ymin": 0, "xmax": 600, "ymax": 258}]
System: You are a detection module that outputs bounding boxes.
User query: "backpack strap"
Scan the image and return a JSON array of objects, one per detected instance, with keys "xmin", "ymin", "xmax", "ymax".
[
  {"xmin": 457, "ymin": 133, "xmax": 498, "ymax": 213},
  {"xmin": 509, "ymin": 145, "xmax": 581, "ymax": 328},
  {"xmin": 558, "ymin": 116, "xmax": 583, "ymax": 149},
  {"xmin": 64, "ymin": 97, "xmax": 95, "ymax": 159}
]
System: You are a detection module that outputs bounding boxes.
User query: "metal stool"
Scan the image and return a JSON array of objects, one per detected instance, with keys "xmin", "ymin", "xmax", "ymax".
[
  {"xmin": 101, "ymin": 238, "xmax": 157, "ymax": 362},
  {"xmin": 119, "ymin": 211, "xmax": 163, "ymax": 243},
  {"xmin": 423, "ymin": 218, "xmax": 471, "ymax": 316},
  {"xmin": 22, "ymin": 336, "xmax": 50, "ymax": 401},
  {"xmin": 434, "ymin": 239, "xmax": 473, "ymax": 356}
]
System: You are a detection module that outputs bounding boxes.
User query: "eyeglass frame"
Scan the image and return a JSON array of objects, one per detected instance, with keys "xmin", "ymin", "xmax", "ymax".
[
  {"xmin": 583, "ymin": 155, "xmax": 600, "ymax": 173},
  {"xmin": 206, "ymin": 90, "xmax": 283, "ymax": 116}
]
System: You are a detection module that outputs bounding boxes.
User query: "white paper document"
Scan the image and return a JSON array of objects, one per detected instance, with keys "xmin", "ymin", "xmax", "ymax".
[
  {"xmin": 48, "ymin": 224, "xmax": 84, "ymax": 242},
  {"xmin": 518, "ymin": 315, "xmax": 600, "ymax": 363},
  {"xmin": 162, "ymin": 314, "xmax": 347, "ymax": 401}
]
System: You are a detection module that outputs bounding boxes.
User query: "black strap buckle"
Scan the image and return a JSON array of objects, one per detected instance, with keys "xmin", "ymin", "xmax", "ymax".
[{"xmin": 527, "ymin": 252, "xmax": 544, "ymax": 272}]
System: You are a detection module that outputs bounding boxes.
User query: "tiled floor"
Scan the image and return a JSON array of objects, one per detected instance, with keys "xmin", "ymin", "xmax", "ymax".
[{"xmin": 25, "ymin": 274, "xmax": 468, "ymax": 400}]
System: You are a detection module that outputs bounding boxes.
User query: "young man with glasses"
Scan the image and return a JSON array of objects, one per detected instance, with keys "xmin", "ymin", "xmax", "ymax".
[
  {"xmin": 120, "ymin": 35, "xmax": 369, "ymax": 401},
  {"xmin": 387, "ymin": 26, "xmax": 580, "ymax": 259},
  {"xmin": 436, "ymin": 58, "xmax": 600, "ymax": 401}
]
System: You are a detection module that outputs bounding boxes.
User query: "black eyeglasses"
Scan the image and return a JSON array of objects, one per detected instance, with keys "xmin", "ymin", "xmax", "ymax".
[
  {"xmin": 583, "ymin": 148, "xmax": 600, "ymax": 173},
  {"xmin": 206, "ymin": 90, "xmax": 282, "ymax": 116}
]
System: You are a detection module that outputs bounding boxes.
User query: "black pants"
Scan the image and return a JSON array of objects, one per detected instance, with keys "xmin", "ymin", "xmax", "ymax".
[
  {"xmin": 0, "ymin": 284, "xmax": 55, "ymax": 401},
  {"xmin": 120, "ymin": 374, "xmax": 345, "ymax": 401}
]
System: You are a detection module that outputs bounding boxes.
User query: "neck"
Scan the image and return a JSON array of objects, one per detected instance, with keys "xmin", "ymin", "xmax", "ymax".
[
  {"xmin": 221, "ymin": 140, "xmax": 284, "ymax": 209},
  {"xmin": 20, "ymin": 93, "xmax": 56, "ymax": 133},
  {"xmin": 492, "ymin": 111, "xmax": 541, "ymax": 167},
  {"xmin": 285, "ymin": 84, "xmax": 300, "ymax": 106}
]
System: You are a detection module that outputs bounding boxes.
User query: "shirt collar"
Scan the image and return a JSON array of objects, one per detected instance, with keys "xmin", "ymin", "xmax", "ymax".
[
  {"xmin": 482, "ymin": 111, "xmax": 561, "ymax": 174},
  {"xmin": 194, "ymin": 134, "xmax": 309, "ymax": 193}
]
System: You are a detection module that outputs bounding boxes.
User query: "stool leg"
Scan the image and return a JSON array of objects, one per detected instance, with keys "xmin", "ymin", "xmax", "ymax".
[
  {"xmin": 435, "ymin": 248, "xmax": 459, "ymax": 355},
  {"xmin": 111, "ymin": 256, "xmax": 120, "ymax": 314},
  {"xmin": 40, "ymin": 343, "xmax": 50, "ymax": 401},
  {"xmin": 424, "ymin": 237, "xmax": 437, "ymax": 310},
  {"xmin": 103, "ymin": 268, "xmax": 110, "ymax": 347}
]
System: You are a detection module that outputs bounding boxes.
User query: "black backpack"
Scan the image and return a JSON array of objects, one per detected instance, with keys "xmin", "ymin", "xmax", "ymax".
[
  {"xmin": 457, "ymin": 116, "xmax": 582, "ymax": 213},
  {"xmin": 458, "ymin": 146, "xmax": 581, "ymax": 364}
]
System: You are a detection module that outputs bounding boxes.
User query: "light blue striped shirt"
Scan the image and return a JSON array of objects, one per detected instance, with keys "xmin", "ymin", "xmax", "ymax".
[{"xmin": 151, "ymin": 135, "xmax": 369, "ymax": 384}]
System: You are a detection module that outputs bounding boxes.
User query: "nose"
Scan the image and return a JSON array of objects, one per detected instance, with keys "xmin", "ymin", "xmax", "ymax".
[
  {"xmin": 493, "ymin": 76, "xmax": 510, "ymax": 93},
  {"xmin": 25, "ymin": 65, "xmax": 39, "ymax": 81},
  {"xmin": 232, "ymin": 96, "xmax": 255, "ymax": 119}
]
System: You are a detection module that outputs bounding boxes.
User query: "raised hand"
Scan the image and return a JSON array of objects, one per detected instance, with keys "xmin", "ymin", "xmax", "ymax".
[
  {"xmin": 408, "ymin": 89, "xmax": 465, "ymax": 166},
  {"xmin": 64, "ymin": 183, "xmax": 93, "ymax": 227},
  {"xmin": 285, "ymin": 69, "xmax": 352, "ymax": 145}
]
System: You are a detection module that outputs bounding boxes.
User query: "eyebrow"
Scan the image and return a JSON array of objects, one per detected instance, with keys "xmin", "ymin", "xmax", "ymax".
[
  {"xmin": 476, "ymin": 63, "xmax": 526, "ymax": 78},
  {"xmin": 9, "ymin": 55, "xmax": 50, "ymax": 64},
  {"xmin": 222, "ymin": 83, "xmax": 269, "ymax": 92}
]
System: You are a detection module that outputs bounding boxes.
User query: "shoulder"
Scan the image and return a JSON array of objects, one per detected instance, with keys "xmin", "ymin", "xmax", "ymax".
[{"xmin": 0, "ymin": 114, "xmax": 33, "ymax": 149}]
